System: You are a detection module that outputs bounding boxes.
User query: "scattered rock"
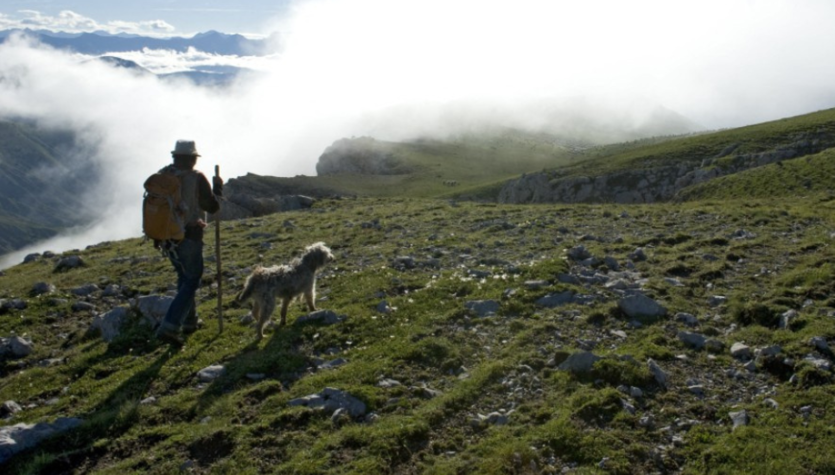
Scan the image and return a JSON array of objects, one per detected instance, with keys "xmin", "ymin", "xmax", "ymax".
[
  {"xmin": 1, "ymin": 299, "xmax": 26, "ymax": 315},
  {"xmin": 0, "ymin": 417, "xmax": 83, "ymax": 464},
  {"xmin": 809, "ymin": 336, "xmax": 831, "ymax": 353},
  {"xmin": 2, "ymin": 336, "xmax": 34, "ymax": 358},
  {"xmin": 558, "ymin": 351, "xmax": 601, "ymax": 374},
  {"xmin": 678, "ymin": 331, "xmax": 707, "ymax": 350},
  {"xmin": 30, "ymin": 282, "xmax": 56, "ymax": 296},
  {"xmin": 197, "ymin": 365, "xmax": 226, "ymax": 382},
  {"xmin": 465, "ymin": 300, "xmax": 500, "ymax": 317},
  {"xmin": 71, "ymin": 284, "xmax": 99, "ymax": 297},
  {"xmin": 0, "ymin": 401, "xmax": 22, "ymax": 417},
  {"xmin": 135, "ymin": 295, "xmax": 174, "ymax": 326},
  {"xmin": 295, "ymin": 310, "xmax": 345, "ymax": 326},
  {"xmin": 729, "ymin": 410, "xmax": 750, "ymax": 430},
  {"xmin": 71, "ymin": 302, "xmax": 96, "ymax": 312},
  {"xmin": 648, "ymin": 359, "xmax": 668, "ymax": 388},
  {"xmin": 618, "ymin": 293, "xmax": 667, "ymax": 321},
  {"xmin": 54, "ymin": 256, "xmax": 86, "ymax": 272},
  {"xmin": 567, "ymin": 245, "xmax": 591, "ymax": 261},
  {"xmin": 89, "ymin": 307, "xmax": 129, "ymax": 342},
  {"xmin": 675, "ymin": 312, "xmax": 699, "ymax": 327},
  {"xmin": 708, "ymin": 295, "xmax": 728, "ymax": 307},
  {"xmin": 731, "ymin": 342, "xmax": 753, "ymax": 360},
  {"xmin": 288, "ymin": 387, "xmax": 366, "ymax": 418},
  {"xmin": 536, "ymin": 291, "xmax": 576, "ymax": 308}
]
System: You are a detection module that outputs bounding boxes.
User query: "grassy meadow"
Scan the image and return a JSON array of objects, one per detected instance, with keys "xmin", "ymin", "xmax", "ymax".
[{"xmin": 1, "ymin": 110, "xmax": 835, "ymax": 474}]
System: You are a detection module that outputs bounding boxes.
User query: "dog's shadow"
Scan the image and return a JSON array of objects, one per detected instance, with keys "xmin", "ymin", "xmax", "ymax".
[{"xmin": 192, "ymin": 321, "xmax": 315, "ymax": 414}]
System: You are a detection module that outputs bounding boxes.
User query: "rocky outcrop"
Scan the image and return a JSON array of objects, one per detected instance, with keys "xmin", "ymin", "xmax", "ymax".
[
  {"xmin": 316, "ymin": 137, "xmax": 414, "ymax": 176},
  {"xmin": 499, "ymin": 134, "xmax": 834, "ymax": 204},
  {"xmin": 215, "ymin": 176, "xmax": 316, "ymax": 221}
]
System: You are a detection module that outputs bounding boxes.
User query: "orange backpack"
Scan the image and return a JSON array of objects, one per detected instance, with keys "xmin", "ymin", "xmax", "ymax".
[{"xmin": 143, "ymin": 168, "xmax": 186, "ymax": 242}]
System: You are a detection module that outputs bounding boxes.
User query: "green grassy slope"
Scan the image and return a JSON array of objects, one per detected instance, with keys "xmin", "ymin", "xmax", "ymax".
[
  {"xmin": 546, "ymin": 108, "xmax": 835, "ymax": 179},
  {"xmin": 677, "ymin": 147, "xmax": 835, "ymax": 201},
  {"xmin": 244, "ymin": 128, "xmax": 587, "ymax": 200},
  {"xmin": 2, "ymin": 194, "xmax": 835, "ymax": 473},
  {"xmin": 0, "ymin": 120, "xmax": 92, "ymax": 253}
]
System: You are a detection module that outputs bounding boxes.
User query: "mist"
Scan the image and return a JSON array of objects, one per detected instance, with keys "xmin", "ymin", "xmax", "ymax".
[{"xmin": 2, "ymin": 0, "xmax": 835, "ymax": 268}]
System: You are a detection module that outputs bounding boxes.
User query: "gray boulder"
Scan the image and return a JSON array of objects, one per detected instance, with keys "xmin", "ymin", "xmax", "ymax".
[
  {"xmin": 1, "ymin": 299, "xmax": 27, "ymax": 312},
  {"xmin": 618, "ymin": 293, "xmax": 667, "ymax": 321},
  {"xmin": 0, "ymin": 401, "xmax": 22, "ymax": 418},
  {"xmin": 197, "ymin": 365, "xmax": 226, "ymax": 382},
  {"xmin": 1, "ymin": 336, "xmax": 34, "ymax": 358},
  {"xmin": 0, "ymin": 417, "xmax": 83, "ymax": 464},
  {"xmin": 90, "ymin": 307, "xmax": 129, "ymax": 342},
  {"xmin": 71, "ymin": 284, "xmax": 99, "ymax": 297},
  {"xmin": 465, "ymin": 300, "xmax": 500, "ymax": 317},
  {"xmin": 135, "ymin": 295, "xmax": 174, "ymax": 325},
  {"xmin": 729, "ymin": 410, "xmax": 750, "ymax": 430},
  {"xmin": 54, "ymin": 256, "xmax": 85, "ymax": 272},
  {"xmin": 536, "ymin": 291, "xmax": 575, "ymax": 308},
  {"xmin": 678, "ymin": 331, "xmax": 707, "ymax": 350},
  {"xmin": 558, "ymin": 351, "xmax": 601, "ymax": 374},
  {"xmin": 295, "ymin": 310, "xmax": 345, "ymax": 326},
  {"xmin": 289, "ymin": 387, "xmax": 366, "ymax": 418},
  {"xmin": 30, "ymin": 282, "xmax": 56, "ymax": 296},
  {"xmin": 731, "ymin": 342, "xmax": 753, "ymax": 360},
  {"xmin": 648, "ymin": 359, "xmax": 668, "ymax": 388}
]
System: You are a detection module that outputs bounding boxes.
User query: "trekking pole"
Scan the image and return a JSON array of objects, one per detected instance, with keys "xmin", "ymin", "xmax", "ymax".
[{"xmin": 215, "ymin": 164, "xmax": 224, "ymax": 333}]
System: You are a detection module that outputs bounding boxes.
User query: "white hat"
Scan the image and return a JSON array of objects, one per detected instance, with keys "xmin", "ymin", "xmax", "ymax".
[{"xmin": 172, "ymin": 140, "xmax": 200, "ymax": 157}]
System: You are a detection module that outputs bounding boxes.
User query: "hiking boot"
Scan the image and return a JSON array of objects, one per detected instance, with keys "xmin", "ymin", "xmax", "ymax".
[
  {"xmin": 182, "ymin": 318, "xmax": 204, "ymax": 335},
  {"xmin": 155, "ymin": 329, "xmax": 184, "ymax": 346}
]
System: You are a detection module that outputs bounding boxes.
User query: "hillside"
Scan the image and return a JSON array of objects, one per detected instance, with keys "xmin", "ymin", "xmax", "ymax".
[
  {"xmin": 499, "ymin": 108, "xmax": 835, "ymax": 204},
  {"xmin": 2, "ymin": 190, "xmax": 835, "ymax": 472},
  {"xmin": 0, "ymin": 120, "xmax": 94, "ymax": 253},
  {"xmin": 225, "ymin": 129, "xmax": 589, "ymax": 204}
]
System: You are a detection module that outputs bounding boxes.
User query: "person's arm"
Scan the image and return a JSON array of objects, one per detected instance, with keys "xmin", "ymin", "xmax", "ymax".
[{"xmin": 197, "ymin": 173, "xmax": 221, "ymax": 214}]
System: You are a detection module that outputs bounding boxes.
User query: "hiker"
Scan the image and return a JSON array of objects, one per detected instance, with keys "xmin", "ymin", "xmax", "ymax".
[{"xmin": 154, "ymin": 140, "xmax": 223, "ymax": 345}]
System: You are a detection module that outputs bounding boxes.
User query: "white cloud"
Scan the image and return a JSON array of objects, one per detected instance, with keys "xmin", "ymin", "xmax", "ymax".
[
  {"xmin": 1, "ymin": 9, "xmax": 175, "ymax": 36},
  {"xmin": 111, "ymin": 47, "xmax": 276, "ymax": 74}
]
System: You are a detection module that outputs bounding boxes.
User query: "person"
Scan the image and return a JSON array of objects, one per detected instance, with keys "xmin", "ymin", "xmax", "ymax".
[{"xmin": 155, "ymin": 139, "xmax": 223, "ymax": 345}]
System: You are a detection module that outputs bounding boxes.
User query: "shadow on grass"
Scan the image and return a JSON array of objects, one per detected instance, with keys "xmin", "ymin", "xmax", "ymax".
[
  {"xmin": 192, "ymin": 323, "xmax": 313, "ymax": 414},
  {"xmin": 5, "ymin": 344, "xmax": 176, "ymax": 474}
]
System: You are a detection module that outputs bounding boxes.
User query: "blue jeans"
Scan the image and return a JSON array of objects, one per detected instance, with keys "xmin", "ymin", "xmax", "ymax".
[{"xmin": 158, "ymin": 239, "xmax": 203, "ymax": 334}]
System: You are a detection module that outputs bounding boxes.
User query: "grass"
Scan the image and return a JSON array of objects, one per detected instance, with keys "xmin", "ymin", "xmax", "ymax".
[
  {"xmin": 2, "ymin": 192, "xmax": 835, "ymax": 473},
  {"xmin": 3, "ymin": 108, "xmax": 835, "ymax": 473}
]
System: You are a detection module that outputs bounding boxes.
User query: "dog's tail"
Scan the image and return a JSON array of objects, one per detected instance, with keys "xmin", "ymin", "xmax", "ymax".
[{"xmin": 236, "ymin": 274, "xmax": 256, "ymax": 303}]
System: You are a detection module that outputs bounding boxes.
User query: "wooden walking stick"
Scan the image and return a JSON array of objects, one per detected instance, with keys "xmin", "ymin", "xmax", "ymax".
[{"xmin": 215, "ymin": 165, "xmax": 224, "ymax": 333}]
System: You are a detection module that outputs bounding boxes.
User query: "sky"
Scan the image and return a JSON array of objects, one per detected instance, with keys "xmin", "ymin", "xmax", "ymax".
[
  {"xmin": 0, "ymin": 0, "xmax": 292, "ymax": 37},
  {"xmin": 2, "ymin": 0, "xmax": 835, "ymax": 267}
]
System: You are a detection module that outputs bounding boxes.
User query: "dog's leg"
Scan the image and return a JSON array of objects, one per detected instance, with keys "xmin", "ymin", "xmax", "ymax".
[
  {"xmin": 280, "ymin": 298, "xmax": 290, "ymax": 326},
  {"xmin": 304, "ymin": 288, "xmax": 317, "ymax": 312},
  {"xmin": 258, "ymin": 295, "xmax": 276, "ymax": 341},
  {"xmin": 252, "ymin": 299, "xmax": 263, "ymax": 340}
]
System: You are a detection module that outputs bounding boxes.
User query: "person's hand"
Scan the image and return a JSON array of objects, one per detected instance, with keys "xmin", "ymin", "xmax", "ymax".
[{"xmin": 212, "ymin": 175, "xmax": 224, "ymax": 197}]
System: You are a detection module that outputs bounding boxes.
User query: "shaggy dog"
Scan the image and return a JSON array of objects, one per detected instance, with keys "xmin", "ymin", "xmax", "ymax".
[{"xmin": 236, "ymin": 242, "xmax": 335, "ymax": 340}]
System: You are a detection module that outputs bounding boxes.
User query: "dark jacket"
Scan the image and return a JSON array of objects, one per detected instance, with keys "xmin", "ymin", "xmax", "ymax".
[{"xmin": 184, "ymin": 171, "xmax": 221, "ymax": 242}]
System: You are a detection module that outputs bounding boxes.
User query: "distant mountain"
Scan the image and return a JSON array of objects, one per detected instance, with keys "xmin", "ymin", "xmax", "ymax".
[
  {"xmin": 0, "ymin": 120, "xmax": 95, "ymax": 253},
  {"xmin": 0, "ymin": 29, "xmax": 275, "ymax": 56}
]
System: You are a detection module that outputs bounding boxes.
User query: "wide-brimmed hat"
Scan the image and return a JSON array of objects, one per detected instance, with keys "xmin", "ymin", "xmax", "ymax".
[{"xmin": 171, "ymin": 140, "xmax": 201, "ymax": 157}]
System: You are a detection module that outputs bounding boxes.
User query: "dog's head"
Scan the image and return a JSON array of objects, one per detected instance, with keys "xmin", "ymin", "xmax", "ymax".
[{"xmin": 301, "ymin": 242, "xmax": 335, "ymax": 269}]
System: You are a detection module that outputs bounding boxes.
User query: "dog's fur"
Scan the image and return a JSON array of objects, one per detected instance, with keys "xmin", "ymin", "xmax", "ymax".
[{"xmin": 236, "ymin": 242, "xmax": 335, "ymax": 340}]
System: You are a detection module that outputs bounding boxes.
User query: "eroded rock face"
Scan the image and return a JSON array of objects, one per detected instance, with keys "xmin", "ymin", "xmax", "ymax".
[
  {"xmin": 316, "ymin": 137, "xmax": 414, "ymax": 176},
  {"xmin": 498, "ymin": 134, "xmax": 834, "ymax": 204},
  {"xmin": 213, "ymin": 175, "xmax": 318, "ymax": 221}
]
